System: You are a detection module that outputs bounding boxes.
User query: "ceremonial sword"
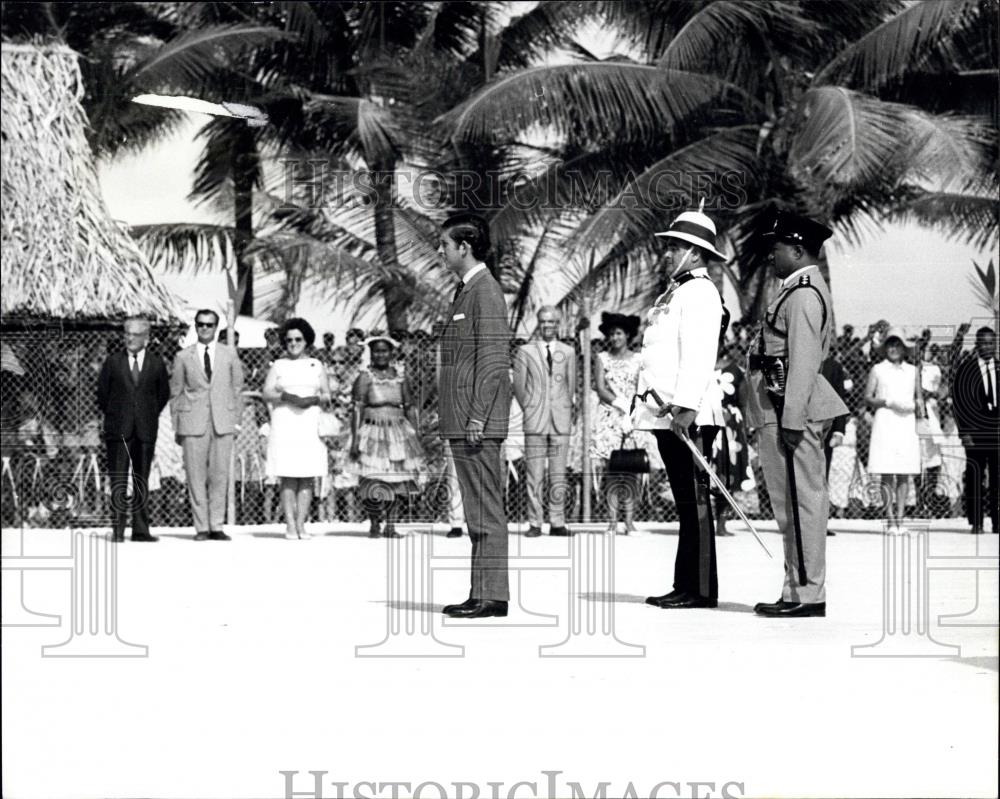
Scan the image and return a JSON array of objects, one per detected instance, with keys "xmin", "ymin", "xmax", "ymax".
[{"xmin": 638, "ymin": 389, "xmax": 773, "ymax": 559}]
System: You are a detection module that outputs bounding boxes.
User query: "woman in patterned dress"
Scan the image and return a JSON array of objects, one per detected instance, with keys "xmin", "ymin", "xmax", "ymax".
[
  {"xmin": 348, "ymin": 337, "xmax": 426, "ymax": 538},
  {"xmin": 590, "ymin": 312, "xmax": 648, "ymax": 534}
]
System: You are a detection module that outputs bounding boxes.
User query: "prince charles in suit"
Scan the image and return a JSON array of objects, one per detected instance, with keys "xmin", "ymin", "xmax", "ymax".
[
  {"xmin": 437, "ymin": 213, "xmax": 512, "ymax": 619},
  {"xmin": 171, "ymin": 310, "xmax": 244, "ymax": 541}
]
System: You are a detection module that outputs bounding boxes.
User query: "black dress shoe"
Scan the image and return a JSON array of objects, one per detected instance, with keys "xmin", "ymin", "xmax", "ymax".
[
  {"xmin": 525, "ymin": 526, "xmax": 542, "ymax": 537},
  {"xmin": 971, "ymin": 526, "xmax": 983, "ymax": 535},
  {"xmin": 645, "ymin": 589, "xmax": 684, "ymax": 606},
  {"xmin": 753, "ymin": 598, "xmax": 794, "ymax": 613},
  {"xmin": 131, "ymin": 534, "xmax": 159, "ymax": 543},
  {"xmin": 383, "ymin": 527, "xmax": 402, "ymax": 539},
  {"xmin": 755, "ymin": 602, "xmax": 826, "ymax": 617},
  {"xmin": 110, "ymin": 532, "xmax": 125, "ymax": 543},
  {"xmin": 549, "ymin": 526, "xmax": 571, "ymax": 536},
  {"xmin": 650, "ymin": 593, "xmax": 718, "ymax": 609},
  {"xmin": 194, "ymin": 531, "xmax": 211, "ymax": 541},
  {"xmin": 445, "ymin": 600, "xmax": 508, "ymax": 618},
  {"xmin": 446, "ymin": 528, "xmax": 463, "ymax": 538},
  {"xmin": 442, "ymin": 597, "xmax": 476, "ymax": 614},
  {"xmin": 209, "ymin": 531, "xmax": 231, "ymax": 541},
  {"xmin": 826, "ymin": 530, "xmax": 837, "ymax": 536}
]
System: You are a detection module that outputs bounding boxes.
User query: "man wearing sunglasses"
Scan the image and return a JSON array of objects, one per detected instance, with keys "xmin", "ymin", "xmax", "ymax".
[{"xmin": 171, "ymin": 310, "xmax": 245, "ymax": 541}]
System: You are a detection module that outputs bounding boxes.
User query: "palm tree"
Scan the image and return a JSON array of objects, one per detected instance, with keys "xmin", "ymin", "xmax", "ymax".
[{"xmin": 436, "ymin": 0, "xmax": 998, "ymax": 327}]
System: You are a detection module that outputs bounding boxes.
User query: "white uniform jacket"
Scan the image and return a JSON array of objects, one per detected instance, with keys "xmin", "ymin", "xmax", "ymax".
[{"xmin": 632, "ymin": 268, "xmax": 724, "ymax": 431}]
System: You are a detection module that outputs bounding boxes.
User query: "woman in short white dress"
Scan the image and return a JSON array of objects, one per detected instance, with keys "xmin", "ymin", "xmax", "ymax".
[
  {"xmin": 262, "ymin": 318, "xmax": 331, "ymax": 540},
  {"xmin": 865, "ymin": 328, "xmax": 920, "ymax": 533}
]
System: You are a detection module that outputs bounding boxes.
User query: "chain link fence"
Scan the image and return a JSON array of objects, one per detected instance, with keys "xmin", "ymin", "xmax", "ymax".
[{"xmin": 0, "ymin": 323, "xmax": 979, "ymax": 529}]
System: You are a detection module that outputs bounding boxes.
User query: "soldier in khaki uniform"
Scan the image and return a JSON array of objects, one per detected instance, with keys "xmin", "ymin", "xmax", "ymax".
[{"xmin": 746, "ymin": 211, "xmax": 848, "ymax": 618}]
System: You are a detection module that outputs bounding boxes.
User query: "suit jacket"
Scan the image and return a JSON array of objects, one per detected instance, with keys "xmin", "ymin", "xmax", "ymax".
[
  {"xmin": 96, "ymin": 350, "xmax": 170, "ymax": 442},
  {"xmin": 513, "ymin": 340, "xmax": 575, "ymax": 435},
  {"xmin": 170, "ymin": 343, "xmax": 245, "ymax": 436},
  {"xmin": 952, "ymin": 353, "xmax": 999, "ymax": 444},
  {"xmin": 632, "ymin": 269, "xmax": 723, "ymax": 430},
  {"xmin": 745, "ymin": 266, "xmax": 848, "ymax": 430},
  {"xmin": 821, "ymin": 356, "xmax": 851, "ymax": 436},
  {"xmin": 438, "ymin": 266, "xmax": 512, "ymax": 440}
]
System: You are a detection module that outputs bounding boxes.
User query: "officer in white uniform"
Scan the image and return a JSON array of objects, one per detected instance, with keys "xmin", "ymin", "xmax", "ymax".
[{"xmin": 633, "ymin": 208, "xmax": 728, "ymax": 609}]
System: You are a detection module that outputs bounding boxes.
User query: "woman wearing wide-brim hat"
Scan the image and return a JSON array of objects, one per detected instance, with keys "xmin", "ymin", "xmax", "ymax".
[{"xmin": 591, "ymin": 311, "xmax": 649, "ymax": 534}]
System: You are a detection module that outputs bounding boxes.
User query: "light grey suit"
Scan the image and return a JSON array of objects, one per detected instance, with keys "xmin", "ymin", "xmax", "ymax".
[
  {"xmin": 171, "ymin": 343, "xmax": 244, "ymax": 533},
  {"xmin": 513, "ymin": 339, "xmax": 575, "ymax": 527}
]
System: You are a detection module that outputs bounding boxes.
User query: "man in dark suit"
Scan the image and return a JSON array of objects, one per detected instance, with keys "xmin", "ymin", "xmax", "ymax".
[
  {"xmin": 437, "ymin": 213, "xmax": 512, "ymax": 619},
  {"xmin": 97, "ymin": 316, "xmax": 170, "ymax": 542},
  {"xmin": 952, "ymin": 326, "xmax": 998, "ymax": 535}
]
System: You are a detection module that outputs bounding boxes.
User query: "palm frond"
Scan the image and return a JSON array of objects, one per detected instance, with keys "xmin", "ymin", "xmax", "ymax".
[
  {"xmin": 438, "ymin": 62, "xmax": 761, "ymax": 147},
  {"xmin": 886, "ymin": 186, "xmax": 1000, "ymax": 251},
  {"xmin": 131, "ymin": 223, "xmax": 238, "ymax": 273},
  {"xmin": 128, "ymin": 23, "xmax": 292, "ymax": 91},
  {"xmin": 813, "ymin": 0, "xmax": 985, "ymax": 90},
  {"xmin": 788, "ymin": 87, "xmax": 908, "ymax": 191},
  {"xmin": 968, "ymin": 258, "xmax": 997, "ymax": 315},
  {"xmin": 658, "ymin": 1, "xmax": 819, "ymax": 74},
  {"xmin": 568, "ymin": 125, "xmax": 762, "ymax": 256}
]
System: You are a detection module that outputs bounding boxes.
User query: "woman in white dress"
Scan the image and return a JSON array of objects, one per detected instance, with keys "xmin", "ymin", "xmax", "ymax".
[
  {"xmin": 865, "ymin": 328, "xmax": 920, "ymax": 533},
  {"xmin": 262, "ymin": 318, "xmax": 331, "ymax": 540}
]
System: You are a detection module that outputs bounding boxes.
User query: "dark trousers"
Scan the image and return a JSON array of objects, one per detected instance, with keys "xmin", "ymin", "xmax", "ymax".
[
  {"xmin": 105, "ymin": 434, "xmax": 155, "ymax": 537},
  {"xmin": 964, "ymin": 444, "xmax": 999, "ymax": 531},
  {"xmin": 449, "ymin": 439, "xmax": 510, "ymax": 601},
  {"xmin": 654, "ymin": 426, "xmax": 719, "ymax": 600}
]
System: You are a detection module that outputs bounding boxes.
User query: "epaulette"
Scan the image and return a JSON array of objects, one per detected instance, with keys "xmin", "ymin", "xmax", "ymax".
[{"xmin": 797, "ymin": 274, "xmax": 811, "ymax": 286}]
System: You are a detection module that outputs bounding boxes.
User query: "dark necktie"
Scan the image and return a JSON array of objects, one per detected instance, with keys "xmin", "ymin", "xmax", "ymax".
[
  {"xmin": 546, "ymin": 343, "xmax": 553, "ymax": 375},
  {"xmin": 131, "ymin": 355, "xmax": 140, "ymax": 384},
  {"xmin": 987, "ymin": 362, "xmax": 995, "ymax": 410},
  {"xmin": 453, "ymin": 282, "xmax": 463, "ymax": 304},
  {"xmin": 204, "ymin": 346, "xmax": 212, "ymax": 381}
]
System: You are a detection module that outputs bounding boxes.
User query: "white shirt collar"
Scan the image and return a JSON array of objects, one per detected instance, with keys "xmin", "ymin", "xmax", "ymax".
[
  {"xmin": 782, "ymin": 265, "xmax": 818, "ymax": 287},
  {"xmin": 674, "ymin": 266, "xmax": 708, "ymax": 281},
  {"xmin": 129, "ymin": 348, "xmax": 145, "ymax": 367},
  {"xmin": 462, "ymin": 263, "xmax": 488, "ymax": 285}
]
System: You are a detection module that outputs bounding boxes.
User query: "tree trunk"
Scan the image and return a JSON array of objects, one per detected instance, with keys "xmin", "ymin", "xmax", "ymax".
[
  {"xmin": 371, "ymin": 161, "xmax": 412, "ymax": 331},
  {"xmin": 232, "ymin": 126, "xmax": 257, "ymax": 318}
]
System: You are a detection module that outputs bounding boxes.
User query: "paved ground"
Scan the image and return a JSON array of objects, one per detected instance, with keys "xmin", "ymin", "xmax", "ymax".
[{"xmin": 3, "ymin": 521, "xmax": 997, "ymax": 799}]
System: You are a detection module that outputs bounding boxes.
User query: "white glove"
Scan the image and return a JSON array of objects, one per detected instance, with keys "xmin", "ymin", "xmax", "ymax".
[
  {"xmin": 611, "ymin": 395, "xmax": 630, "ymax": 414},
  {"xmin": 829, "ymin": 432, "xmax": 845, "ymax": 448},
  {"xmin": 620, "ymin": 413, "xmax": 633, "ymax": 435}
]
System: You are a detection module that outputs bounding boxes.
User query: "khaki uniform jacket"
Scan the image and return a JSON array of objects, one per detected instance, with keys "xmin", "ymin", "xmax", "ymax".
[
  {"xmin": 438, "ymin": 267, "xmax": 512, "ymax": 440},
  {"xmin": 170, "ymin": 343, "xmax": 245, "ymax": 436},
  {"xmin": 745, "ymin": 266, "xmax": 848, "ymax": 430},
  {"xmin": 513, "ymin": 340, "xmax": 575, "ymax": 435}
]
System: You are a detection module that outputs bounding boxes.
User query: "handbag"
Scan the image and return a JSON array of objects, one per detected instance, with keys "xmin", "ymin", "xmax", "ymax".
[
  {"xmin": 608, "ymin": 433, "xmax": 650, "ymax": 474},
  {"xmin": 317, "ymin": 410, "xmax": 342, "ymax": 438}
]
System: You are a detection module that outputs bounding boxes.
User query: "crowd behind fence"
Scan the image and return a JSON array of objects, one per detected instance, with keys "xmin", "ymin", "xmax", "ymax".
[{"xmin": 0, "ymin": 318, "xmax": 988, "ymax": 530}]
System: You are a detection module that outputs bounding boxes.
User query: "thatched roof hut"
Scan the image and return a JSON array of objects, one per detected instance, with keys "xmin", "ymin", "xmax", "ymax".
[{"xmin": 1, "ymin": 42, "xmax": 184, "ymax": 324}]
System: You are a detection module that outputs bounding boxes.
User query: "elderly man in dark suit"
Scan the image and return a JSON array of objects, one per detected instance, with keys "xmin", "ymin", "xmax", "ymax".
[
  {"xmin": 97, "ymin": 316, "xmax": 170, "ymax": 542},
  {"xmin": 437, "ymin": 212, "xmax": 512, "ymax": 619},
  {"xmin": 952, "ymin": 326, "xmax": 998, "ymax": 535},
  {"xmin": 171, "ymin": 309, "xmax": 244, "ymax": 541}
]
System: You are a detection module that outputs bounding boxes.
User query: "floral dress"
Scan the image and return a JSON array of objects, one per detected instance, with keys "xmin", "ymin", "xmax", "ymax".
[{"xmin": 590, "ymin": 351, "xmax": 660, "ymax": 467}]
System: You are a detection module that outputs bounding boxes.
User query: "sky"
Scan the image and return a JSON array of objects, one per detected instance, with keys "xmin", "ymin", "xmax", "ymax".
[{"xmin": 98, "ymin": 114, "xmax": 997, "ymax": 341}]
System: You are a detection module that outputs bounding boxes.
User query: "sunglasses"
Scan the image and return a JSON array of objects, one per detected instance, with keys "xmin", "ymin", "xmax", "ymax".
[
  {"xmin": 195, "ymin": 322, "xmax": 217, "ymax": 328},
  {"xmin": 285, "ymin": 336, "xmax": 305, "ymax": 343}
]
